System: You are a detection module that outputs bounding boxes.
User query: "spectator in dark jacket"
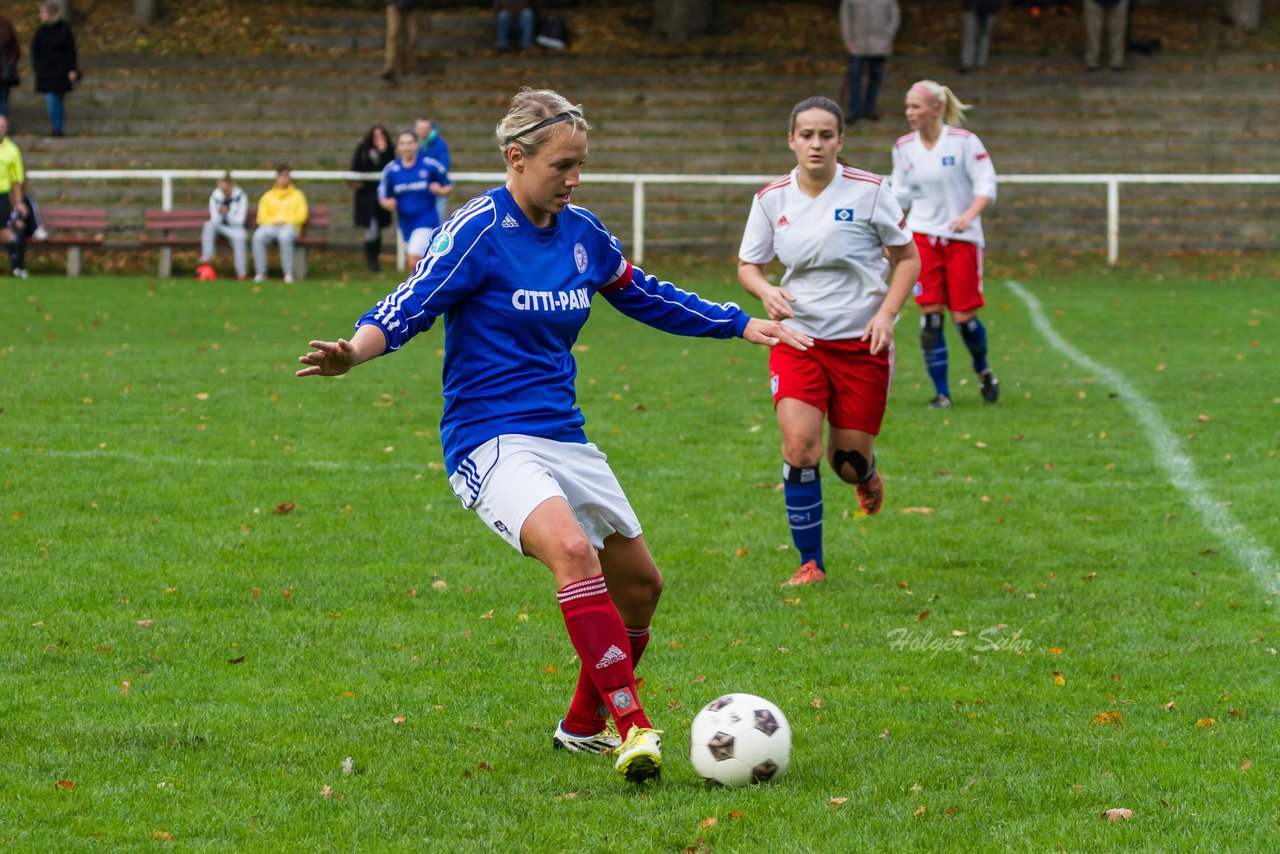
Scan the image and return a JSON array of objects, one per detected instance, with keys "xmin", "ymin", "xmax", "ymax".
[
  {"xmin": 0, "ymin": 14, "xmax": 20, "ymax": 119},
  {"xmin": 351, "ymin": 123, "xmax": 395, "ymax": 272},
  {"xmin": 960, "ymin": 0, "xmax": 1002, "ymax": 72},
  {"xmin": 31, "ymin": 0, "xmax": 79, "ymax": 137}
]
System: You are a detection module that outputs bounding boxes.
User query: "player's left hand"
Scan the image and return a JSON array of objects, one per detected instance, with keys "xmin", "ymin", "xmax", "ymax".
[
  {"xmin": 861, "ymin": 311, "xmax": 895, "ymax": 355},
  {"xmin": 743, "ymin": 318, "xmax": 813, "ymax": 351},
  {"xmin": 949, "ymin": 214, "xmax": 972, "ymax": 233}
]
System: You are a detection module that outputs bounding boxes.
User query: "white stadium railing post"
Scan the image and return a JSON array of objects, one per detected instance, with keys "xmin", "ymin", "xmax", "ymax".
[{"xmin": 22, "ymin": 170, "xmax": 1280, "ymax": 268}]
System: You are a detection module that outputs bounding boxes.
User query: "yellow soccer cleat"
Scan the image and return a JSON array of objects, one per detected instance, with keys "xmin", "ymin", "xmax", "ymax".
[{"xmin": 614, "ymin": 726, "xmax": 663, "ymax": 783}]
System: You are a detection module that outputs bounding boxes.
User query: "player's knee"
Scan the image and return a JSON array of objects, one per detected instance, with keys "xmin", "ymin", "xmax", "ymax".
[
  {"xmin": 782, "ymin": 438, "xmax": 822, "ymax": 469},
  {"xmin": 551, "ymin": 534, "xmax": 600, "ymax": 580},
  {"xmin": 920, "ymin": 312, "xmax": 944, "ymax": 351},
  {"xmin": 830, "ymin": 448, "xmax": 873, "ymax": 484}
]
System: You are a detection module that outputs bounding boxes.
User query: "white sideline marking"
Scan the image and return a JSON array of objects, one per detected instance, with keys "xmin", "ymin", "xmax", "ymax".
[
  {"xmin": 1005, "ymin": 280, "xmax": 1276, "ymax": 590},
  {"xmin": 0, "ymin": 446, "xmax": 431, "ymax": 476}
]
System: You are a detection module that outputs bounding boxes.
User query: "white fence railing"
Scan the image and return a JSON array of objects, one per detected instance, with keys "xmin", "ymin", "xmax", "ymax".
[{"xmin": 28, "ymin": 169, "xmax": 1280, "ymax": 266}]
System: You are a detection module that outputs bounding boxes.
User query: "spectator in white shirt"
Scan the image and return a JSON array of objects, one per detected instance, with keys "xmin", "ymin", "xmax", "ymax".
[{"xmin": 199, "ymin": 172, "xmax": 248, "ymax": 280}]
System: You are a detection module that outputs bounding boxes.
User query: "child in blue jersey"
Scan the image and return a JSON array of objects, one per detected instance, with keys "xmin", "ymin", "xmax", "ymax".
[
  {"xmin": 299, "ymin": 88, "xmax": 811, "ymax": 785},
  {"xmin": 379, "ymin": 130, "xmax": 451, "ymax": 269}
]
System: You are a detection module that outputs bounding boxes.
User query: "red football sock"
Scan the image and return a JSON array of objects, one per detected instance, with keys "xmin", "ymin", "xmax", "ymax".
[
  {"xmin": 557, "ymin": 576, "xmax": 650, "ymax": 739},
  {"xmin": 563, "ymin": 622, "xmax": 651, "ymax": 737}
]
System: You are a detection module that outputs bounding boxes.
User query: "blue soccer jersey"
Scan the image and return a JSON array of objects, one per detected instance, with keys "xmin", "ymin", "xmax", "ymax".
[
  {"xmin": 379, "ymin": 154, "xmax": 451, "ymax": 239},
  {"xmin": 356, "ymin": 185, "xmax": 751, "ymax": 473}
]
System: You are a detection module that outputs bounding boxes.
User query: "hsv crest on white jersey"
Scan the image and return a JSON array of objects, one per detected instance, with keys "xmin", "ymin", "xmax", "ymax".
[
  {"xmin": 738, "ymin": 166, "xmax": 912, "ymax": 341},
  {"xmin": 890, "ymin": 125, "xmax": 997, "ymax": 247}
]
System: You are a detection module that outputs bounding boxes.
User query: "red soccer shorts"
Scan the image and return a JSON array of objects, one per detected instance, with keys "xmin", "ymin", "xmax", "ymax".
[
  {"xmin": 912, "ymin": 233, "xmax": 985, "ymax": 312},
  {"xmin": 769, "ymin": 337, "xmax": 893, "ymax": 435}
]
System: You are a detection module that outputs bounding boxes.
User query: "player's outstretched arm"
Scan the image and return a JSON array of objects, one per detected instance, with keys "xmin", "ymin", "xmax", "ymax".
[
  {"xmin": 296, "ymin": 323, "xmax": 388, "ymax": 378},
  {"xmin": 742, "ymin": 318, "xmax": 813, "ymax": 351}
]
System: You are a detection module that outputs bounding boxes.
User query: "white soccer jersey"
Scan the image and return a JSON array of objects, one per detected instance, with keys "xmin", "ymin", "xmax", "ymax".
[
  {"xmin": 738, "ymin": 165, "xmax": 912, "ymax": 342},
  {"xmin": 890, "ymin": 125, "xmax": 997, "ymax": 247}
]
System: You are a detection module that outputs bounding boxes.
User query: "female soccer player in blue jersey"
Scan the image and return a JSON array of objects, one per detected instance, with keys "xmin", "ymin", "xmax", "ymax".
[
  {"xmin": 379, "ymin": 130, "xmax": 451, "ymax": 270},
  {"xmin": 298, "ymin": 88, "xmax": 811, "ymax": 784},
  {"xmin": 738, "ymin": 96, "xmax": 920, "ymax": 587}
]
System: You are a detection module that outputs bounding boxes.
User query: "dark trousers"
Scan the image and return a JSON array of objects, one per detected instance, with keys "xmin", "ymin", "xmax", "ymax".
[{"xmin": 845, "ymin": 55, "xmax": 885, "ymax": 119}]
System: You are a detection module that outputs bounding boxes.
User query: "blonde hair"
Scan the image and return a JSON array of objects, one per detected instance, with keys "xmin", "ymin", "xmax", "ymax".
[
  {"xmin": 495, "ymin": 88, "xmax": 590, "ymax": 164},
  {"xmin": 907, "ymin": 80, "xmax": 972, "ymax": 127}
]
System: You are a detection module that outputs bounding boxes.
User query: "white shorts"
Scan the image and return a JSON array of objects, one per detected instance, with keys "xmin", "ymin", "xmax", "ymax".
[
  {"xmin": 448, "ymin": 434, "xmax": 643, "ymax": 553},
  {"xmin": 406, "ymin": 226, "xmax": 435, "ymax": 258}
]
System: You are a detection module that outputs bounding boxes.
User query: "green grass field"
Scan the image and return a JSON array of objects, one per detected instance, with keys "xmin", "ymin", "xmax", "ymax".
[{"xmin": 2, "ymin": 258, "xmax": 1277, "ymax": 851}]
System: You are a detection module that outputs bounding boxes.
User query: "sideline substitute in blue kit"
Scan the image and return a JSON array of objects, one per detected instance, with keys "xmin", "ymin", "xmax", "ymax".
[
  {"xmin": 298, "ymin": 88, "xmax": 812, "ymax": 785},
  {"xmin": 379, "ymin": 129, "xmax": 451, "ymax": 270}
]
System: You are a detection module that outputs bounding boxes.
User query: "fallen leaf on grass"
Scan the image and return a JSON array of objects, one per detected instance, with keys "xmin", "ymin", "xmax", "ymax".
[
  {"xmin": 878, "ymin": 728, "xmax": 890, "ymax": 739},
  {"xmin": 121, "ymin": 680, "xmax": 131, "ymax": 696},
  {"xmin": 700, "ymin": 817, "xmax": 718, "ymax": 829},
  {"xmin": 431, "ymin": 579, "xmax": 447, "ymax": 590},
  {"xmin": 1195, "ymin": 718, "xmax": 1216, "ymax": 728},
  {"xmin": 151, "ymin": 831, "xmax": 175, "ymax": 842},
  {"xmin": 274, "ymin": 502, "xmax": 295, "ymax": 515},
  {"xmin": 543, "ymin": 664, "xmax": 559, "ymax": 674},
  {"xmin": 1091, "ymin": 711, "xmax": 1123, "ymax": 725},
  {"xmin": 1101, "ymin": 808, "xmax": 1134, "ymax": 821},
  {"xmin": 918, "ymin": 610, "xmax": 930, "ymax": 620},
  {"xmin": 228, "ymin": 655, "xmax": 245, "ymax": 665},
  {"xmin": 727, "ymin": 810, "xmax": 745, "ymax": 820},
  {"xmin": 55, "ymin": 780, "xmax": 76, "ymax": 790},
  {"xmin": 961, "ymin": 777, "xmax": 976, "ymax": 793},
  {"xmin": 1240, "ymin": 758, "xmax": 1253, "ymax": 771},
  {"xmin": 1054, "ymin": 672, "xmax": 1066, "ymax": 686},
  {"xmin": 393, "ymin": 716, "xmax": 407, "ymax": 725},
  {"xmin": 1048, "ymin": 647, "xmax": 1063, "ymax": 655},
  {"xmin": 342, "ymin": 757, "xmax": 354, "ymax": 776},
  {"xmin": 913, "ymin": 805, "xmax": 927, "ymax": 818},
  {"xmin": 900, "ymin": 507, "xmax": 934, "ymax": 515},
  {"xmin": 136, "ymin": 619, "xmax": 153, "ymax": 628},
  {"xmin": 479, "ymin": 610, "xmax": 494, "ymax": 620},
  {"xmin": 320, "ymin": 785, "xmax": 332, "ymax": 798},
  {"xmin": 829, "ymin": 796, "xmax": 848, "ymax": 806},
  {"xmin": 734, "ymin": 547, "xmax": 749, "ymax": 557},
  {"xmin": 811, "ymin": 696, "xmax": 822, "ymax": 709},
  {"xmin": 1162, "ymin": 701, "xmax": 1175, "ymax": 711},
  {"xmin": 693, "ymin": 674, "xmax": 706, "ymax": 683}
]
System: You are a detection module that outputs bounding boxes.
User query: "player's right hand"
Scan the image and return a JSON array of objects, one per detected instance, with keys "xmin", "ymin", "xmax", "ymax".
[
  {"xmin": 297, "ymin": 338, "xmax": 356, "ymax": 377},
  {"xmin": 762, "ymin": 287, "xmax": 796, "ymax": 321}
]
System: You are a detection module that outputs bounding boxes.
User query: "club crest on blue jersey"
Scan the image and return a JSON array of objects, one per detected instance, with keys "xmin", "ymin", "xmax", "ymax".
[
  {"xmin": 834, "ymin": 208, "xmax": 855, "ymax": 221},
  {"xmin": 573, "ymin": 242, "xmax": 588, "ymax": 274},
  {"xmin": 428, "ymin": 230, "xmax": 453, "ymax": 256},
  {"xmin": 941, "ymin": 156, "xmax": 957, "ymax": 166}
]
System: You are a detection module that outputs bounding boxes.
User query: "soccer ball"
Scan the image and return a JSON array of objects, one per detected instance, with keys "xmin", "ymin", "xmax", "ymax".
[{"xmin": 689, "ymin": 693, "xmax": 791, "ymax": 786}]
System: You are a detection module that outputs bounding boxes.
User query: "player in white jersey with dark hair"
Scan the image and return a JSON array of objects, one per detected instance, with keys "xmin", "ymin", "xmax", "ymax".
[
  {"xmin": 738, "ymin": 96, "xmax": 920, "ymax": 588},
  {"xmin": 890, "ymin": 79, "xmax": 999, "ymax": 409},
  {"xmin": 297, "ymin": 87, "xmax": 811, "ymax": 784}
]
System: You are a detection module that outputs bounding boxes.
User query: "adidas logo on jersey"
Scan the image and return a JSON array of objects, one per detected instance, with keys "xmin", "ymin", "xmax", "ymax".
[
  {"xmin": 595, "ymin": 644, "xmax": 627, "ymax": 669},
  {"xmin": 501, "ymin": 213, "xmax": 520, "ymax": 229},
  {"xmin": 777, "ymin": 215, "xmax": 790, "ymax": 226}
]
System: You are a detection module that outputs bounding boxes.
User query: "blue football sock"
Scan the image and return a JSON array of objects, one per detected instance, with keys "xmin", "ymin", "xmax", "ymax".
[
  {"xmin": 782, "ymin": 463, "xmax": 823, "ymax": 569},
  {"xmin": 925, "ymin": 326, "xmax": 950, "ymax": 398},
  {"xmin": 957, "ymin": 317, "xmax": 989, "ymax": 374}
]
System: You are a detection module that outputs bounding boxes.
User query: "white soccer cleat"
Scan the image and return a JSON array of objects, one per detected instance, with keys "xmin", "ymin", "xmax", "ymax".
[{"xmin": 552, "ymin": 720, "xmax": 621, "ymax": 755}]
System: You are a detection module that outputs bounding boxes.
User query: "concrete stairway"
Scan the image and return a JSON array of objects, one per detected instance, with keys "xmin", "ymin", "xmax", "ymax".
[{"xmin": 9, "ymin": 44, "xmax": 1279, "ymax": 264}]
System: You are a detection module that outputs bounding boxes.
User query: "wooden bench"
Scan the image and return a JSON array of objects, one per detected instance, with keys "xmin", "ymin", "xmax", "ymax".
[
  {"xmin": 141, "ymin": 205, "xmax": 331, "ymax": 279},
  {"xmin": 27, "ymin": 207, "xmax": 108, "ymax": 276}
]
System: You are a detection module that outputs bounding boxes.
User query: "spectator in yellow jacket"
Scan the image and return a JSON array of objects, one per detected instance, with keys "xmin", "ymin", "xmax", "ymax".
[{"xmin": 252, "ymin": 164, "xmax": 309, "ymax": 282}]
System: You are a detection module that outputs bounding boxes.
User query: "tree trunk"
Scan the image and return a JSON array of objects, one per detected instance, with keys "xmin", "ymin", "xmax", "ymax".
[
  {"xmin": 134, "ymin": 0, "xmax": 159, "ymax": 27},
  {"xmin": 653, "ymin": 0, "xmax": 716, "ymax": 44},
  {"xmin": 1229, "ymin": 0, "xmax": 1261, "ymax": 32}
]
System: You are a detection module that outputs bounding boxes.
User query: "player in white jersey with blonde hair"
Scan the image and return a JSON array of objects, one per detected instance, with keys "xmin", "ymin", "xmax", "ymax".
[
  {"xmin": 738, "ymin": 95, "xmax": 920, "ymax": 588},
  {"xmin": 890, "ymin": 79, "xmax": 999, "ymax": 409}
]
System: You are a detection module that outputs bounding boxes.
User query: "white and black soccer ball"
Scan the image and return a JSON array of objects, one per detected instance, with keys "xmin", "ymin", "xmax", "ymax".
[{"xmin": 689, "ymin": 693, "xmax": 791, "ymax": 786}]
